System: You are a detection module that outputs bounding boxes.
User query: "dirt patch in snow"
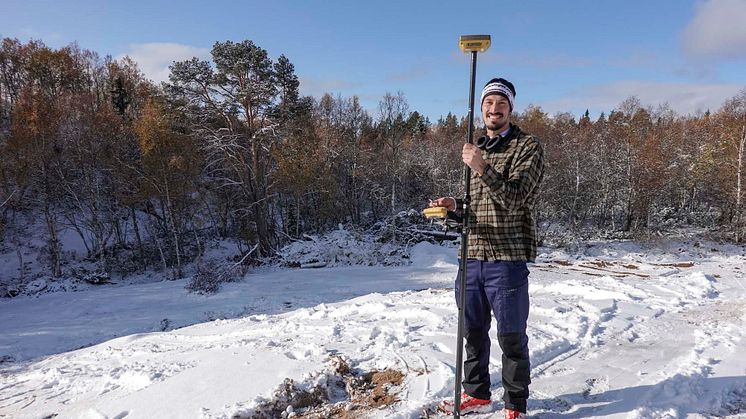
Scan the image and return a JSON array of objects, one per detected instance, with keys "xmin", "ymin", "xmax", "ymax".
[
  {"xmin": 348, "ymin": 368, "xmax": 404, "ymax": 409},
  {"xmin": 232, "ymin": 355, "xmax": 405, "ymax": 419}
]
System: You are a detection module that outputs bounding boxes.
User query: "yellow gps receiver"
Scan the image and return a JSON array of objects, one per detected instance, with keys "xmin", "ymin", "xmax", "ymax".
[
  {"xmin": 423, "ymin": 206, "xmax": 449, "ymax": 219},
  {"xmin": 459, "ymin": 35, "xmax": 491, "ymax": 53}
]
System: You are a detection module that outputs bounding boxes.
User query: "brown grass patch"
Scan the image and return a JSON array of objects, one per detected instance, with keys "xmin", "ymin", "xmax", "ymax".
[
  {"xmin": 587, "ymin": 260, "xmax": 612, "ymax": 268},
  {"xmin": 553, "ymin": 260, "xmax": 573, "ymax": 266},
  {"xmin": 577, "ymin": 264, "xmax": 650, "ymax": 278},
  {"xmin": 658, "ymin": 261, "xmax": 695, "ymax": 268}
]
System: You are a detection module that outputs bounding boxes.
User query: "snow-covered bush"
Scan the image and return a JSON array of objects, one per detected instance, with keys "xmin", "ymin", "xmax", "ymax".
[
  {"xmin": 276, "ymin": 209, "xmax": 455, "ymax": 268},
  {"xmin": 0, "ymin": 283, "xmax": 20, "ymax": 298},
  {"xmin": 647, "ymin": 206, "xmax": 721, "ymax": 233},
  {"xmin": 185, "ymin": 259, "xmax": 243, "ymax": 294},
  {"xmin": 276, "ymin": 228, "xmax": 380, "ymax": 268},
  {"xmin": 82, "ymin": 270, "xmax": 111, "ymax": 285}
]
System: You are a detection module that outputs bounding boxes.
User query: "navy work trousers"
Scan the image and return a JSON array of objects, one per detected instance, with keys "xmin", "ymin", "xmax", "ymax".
[{"xmin": 454, "ymin": 259, "xmax": 531, "ymax": 413}]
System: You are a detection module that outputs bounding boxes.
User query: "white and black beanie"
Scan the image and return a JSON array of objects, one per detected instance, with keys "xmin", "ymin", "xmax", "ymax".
[{"xmin": 480, "ymin": 78, "xmax": 516, "ymax": 111}]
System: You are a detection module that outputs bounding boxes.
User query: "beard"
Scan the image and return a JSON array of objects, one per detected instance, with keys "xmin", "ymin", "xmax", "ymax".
[{"xmin": 484, "ymin": 113, "xmax": 508, "ymax": 132}]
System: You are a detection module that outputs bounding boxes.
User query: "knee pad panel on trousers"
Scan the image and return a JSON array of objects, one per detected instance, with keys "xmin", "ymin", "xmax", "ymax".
[
  {"xmin": 497, "ymin": 332, "xmax": 529, "ymax": 358},
  {"xmin": 464, "ymin": 328, "xmax": 487, "ymax": 353}
]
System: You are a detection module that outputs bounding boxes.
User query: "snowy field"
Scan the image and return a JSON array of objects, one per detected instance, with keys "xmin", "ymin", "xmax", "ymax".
[{"xmin": 1, "ymin": 239, "xmax": 746, "ymax": 418}]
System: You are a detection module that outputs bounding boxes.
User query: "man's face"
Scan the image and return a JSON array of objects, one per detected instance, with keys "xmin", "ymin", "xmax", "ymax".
[{"xmin": 482, "ymin": 94, "xmax": 511, "ymax": 133}]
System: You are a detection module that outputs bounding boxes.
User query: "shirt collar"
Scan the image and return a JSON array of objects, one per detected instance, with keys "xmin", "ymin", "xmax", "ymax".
[{"xmin": 499, "ymin": 125, "xmax": 511, "ymax": 138}]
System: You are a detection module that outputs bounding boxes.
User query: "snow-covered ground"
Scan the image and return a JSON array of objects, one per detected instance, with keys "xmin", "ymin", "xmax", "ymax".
[{"xmin": 1, "ymin": 239, "xmax": 745, "ymax": 418}]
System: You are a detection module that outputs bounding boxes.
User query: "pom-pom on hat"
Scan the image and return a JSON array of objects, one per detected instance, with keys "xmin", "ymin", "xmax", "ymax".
[{"xmin": 480, "ymin": 78, "xmax": 516, "ymax": 111}]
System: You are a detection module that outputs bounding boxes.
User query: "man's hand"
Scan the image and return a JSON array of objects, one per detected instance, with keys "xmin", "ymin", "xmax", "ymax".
[
  {"xmin": 430, "ymin": 197, "xmax": 457, "ymax": 211},
  {"xmin": 462, "ymin": 143, "xmax": 488, "ymax": 175}
]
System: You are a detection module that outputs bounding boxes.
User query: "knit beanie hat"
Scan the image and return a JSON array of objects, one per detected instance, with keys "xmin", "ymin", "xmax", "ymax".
[{"xmin": 480, "ymin": 78, "xmax": 516, "ymax": 111}]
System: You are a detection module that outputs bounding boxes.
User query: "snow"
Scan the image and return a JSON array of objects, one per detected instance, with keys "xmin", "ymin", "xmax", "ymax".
[
  {"xmin": 1, "ymin": 239, "xmax": 746, "ymax": 418},
  {"xmin": 276, "ymin": 219, "xmax": 450, "ymax": 268},
  {"xmin": 1, "ymin": 212, "xmax": 447, "ymax": 298}
]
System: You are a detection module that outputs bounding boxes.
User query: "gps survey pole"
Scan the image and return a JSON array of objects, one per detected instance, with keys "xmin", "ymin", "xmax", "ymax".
[{"xmin": 454, "ymin": 34, "xmax": 491, "ymax": 418}]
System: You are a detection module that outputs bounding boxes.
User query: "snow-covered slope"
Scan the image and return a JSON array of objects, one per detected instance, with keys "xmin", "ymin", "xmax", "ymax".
[{"xmin": 1, "ymin": 240, "xmax": 745, "ymax": 418}]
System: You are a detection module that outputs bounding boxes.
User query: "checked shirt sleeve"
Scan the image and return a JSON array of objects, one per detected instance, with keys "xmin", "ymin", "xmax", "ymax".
[{"xmin": 479, "ymin": 138, "xmax": 544, "ymax": 211}]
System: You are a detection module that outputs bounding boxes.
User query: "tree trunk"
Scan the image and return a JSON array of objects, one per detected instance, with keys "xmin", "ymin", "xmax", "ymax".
[
  {"xmin": 164, "ymin": 184, "xmax": 182, "ymax": 278},
  {"xmin": 571, "ymin": 158, "xmax": 580, "ymax": 227},
  {"xmin": 193, "ymin": 226, "xmax": 203, "ymax": 259},
  {"xmin": 736, "ymin": 124, "xmax": 745, "ymax": 242},
  {"xmin": 131, "ymin": 206, "xmax": 146, "ymax": 270},
  {"xmin": 44, "ymin": 204, "xmax": 62, "ymax": 277},
  {"xmin": 15, "ymin": 238, "xmax": 24, "ymax": 281},
  {"xmin": 153, "ymin": 232, "xmax": 170, "ymax": 279},
  {"xmin": 625, "ymin": 140, "xmax": 633, "ymax": 231},
  {"xmin": 391, "ymin": 182, "xmax": 396, "ymax": 215},
  {"xmin": 295, "ymin": 194, "xmax": 300, "ymax": 238}
]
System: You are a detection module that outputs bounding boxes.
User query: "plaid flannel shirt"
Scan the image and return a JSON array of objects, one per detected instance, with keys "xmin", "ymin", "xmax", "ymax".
[{"xmin": 457, "ymin": 124, "xmax": 545, "ymax": 262}]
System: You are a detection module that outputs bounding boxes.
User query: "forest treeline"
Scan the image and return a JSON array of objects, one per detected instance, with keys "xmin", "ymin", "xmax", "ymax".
[{"xmin": 0, "ymin": 38, "xmax": 744, "ymax": 279}]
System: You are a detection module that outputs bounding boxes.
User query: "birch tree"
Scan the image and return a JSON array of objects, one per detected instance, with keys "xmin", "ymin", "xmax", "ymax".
[{"xmin": 716, "ymin": 89, "xmax": 746, "ymax": 241}]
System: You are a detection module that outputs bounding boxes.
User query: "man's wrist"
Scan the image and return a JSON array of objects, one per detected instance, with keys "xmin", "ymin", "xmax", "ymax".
[{"xmin": 477, "ymin": 162, "xmax": 489, "ymax": 176}]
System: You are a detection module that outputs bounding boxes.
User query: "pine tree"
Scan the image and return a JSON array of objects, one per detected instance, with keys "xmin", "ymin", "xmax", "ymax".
[{"xmin": 111, "ymin": 76, "xmax": 130, "ymax": 116}]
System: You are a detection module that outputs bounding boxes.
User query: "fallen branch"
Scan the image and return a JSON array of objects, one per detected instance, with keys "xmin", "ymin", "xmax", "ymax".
[
  {"xmin": 232, "ymin": 243, "xmax": 259, "ymax": 269},
  {"xmin": 0, "ymin": 190, "xmax": 16, "ymax": 209}
]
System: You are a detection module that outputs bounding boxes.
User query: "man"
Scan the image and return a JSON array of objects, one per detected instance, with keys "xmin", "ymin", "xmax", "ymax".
[{"xmin": 433, "ymin": 78, "xmax": 544, "ymax": 419}]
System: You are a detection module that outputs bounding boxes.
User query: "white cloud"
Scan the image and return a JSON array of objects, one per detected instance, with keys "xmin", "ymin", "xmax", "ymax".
[
  {"xmin": 682, "ymin": 0, "xmax": 746, "ymax": 60},
  {"xmin": 118, "ymin": 43, "xmax": 211, "ymax": 83},
  {"xmin": 537, "ymin": 80, "xmax": 745, "ymax": 116}
]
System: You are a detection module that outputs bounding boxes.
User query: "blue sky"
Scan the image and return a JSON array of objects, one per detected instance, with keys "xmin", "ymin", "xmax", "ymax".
[{"xmin": 2, "ymin": 0, "xmax": 746, "ymax": 122}]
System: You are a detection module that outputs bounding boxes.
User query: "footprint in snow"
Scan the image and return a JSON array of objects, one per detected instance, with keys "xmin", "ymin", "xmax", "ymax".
[
  {"xmin": 545, "ymin": 366, "xmax": 576, "ymax": 377},
  {"xmin": 284, "ymin": 349, "xmax": 314, "ymax": 360},
  {"xmin": 582, "ymin": 376, "xmax": 609, "ymax": 399},
  {"xmin": 432, "ymin": 342, "xmax": 452, "ymax": 354}
]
